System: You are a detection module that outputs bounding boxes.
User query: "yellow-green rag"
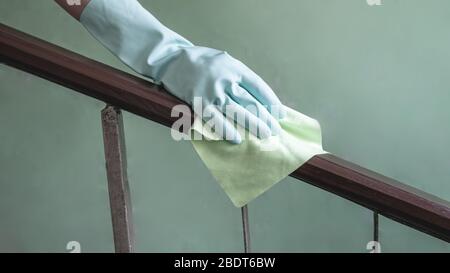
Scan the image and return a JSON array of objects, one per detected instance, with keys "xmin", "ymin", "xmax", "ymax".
[{"xmin": 191, "ymin": 106, "xmax": 327, "ymax": 207}]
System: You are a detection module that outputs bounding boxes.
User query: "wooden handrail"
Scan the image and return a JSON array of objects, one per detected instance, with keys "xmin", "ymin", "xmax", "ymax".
[{"xmin": 1, "ymin": 23, "xmax": 449, "ymax": 242}]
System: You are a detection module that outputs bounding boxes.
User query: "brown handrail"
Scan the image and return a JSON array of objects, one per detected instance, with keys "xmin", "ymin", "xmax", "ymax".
[{"xmin": 1, "ymin": 23, "xmax": 449, "ymax": 242}]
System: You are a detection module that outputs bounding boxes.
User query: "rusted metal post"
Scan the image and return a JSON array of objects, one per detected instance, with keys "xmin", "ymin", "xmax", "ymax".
[
  {"xmin": 241, "ymin": 205, "xmax": 251, "ymax": 253},
  {"xmin": 373, "ymin": 212, "xmax": 379, "ymax": 243},
  {"xmin": 101, "ymin": 105, "xmax": 134, "ymax": 253}
]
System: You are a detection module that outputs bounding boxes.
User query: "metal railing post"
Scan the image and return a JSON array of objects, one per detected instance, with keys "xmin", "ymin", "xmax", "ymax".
[
  {"xmin": 241, "ymin": 205, "xmax": 251, "ymax": 253},
  {"xmin": 373, "ymin": 212, "xmax": 379, "ymax": 248},
  {"xmin": 101, "ymin": 105, "xmax": 135, "ymax": 253}
]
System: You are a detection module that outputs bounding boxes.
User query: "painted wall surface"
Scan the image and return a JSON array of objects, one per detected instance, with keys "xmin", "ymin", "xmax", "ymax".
[{"xmin": 0, "ymin": 0, "xmax": 449, "ymax": 252}]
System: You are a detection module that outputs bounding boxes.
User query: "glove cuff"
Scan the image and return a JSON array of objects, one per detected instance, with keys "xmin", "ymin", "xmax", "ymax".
[{"xmin": 80, "ymin": 0, "xmax": 193, "ymax": 82}]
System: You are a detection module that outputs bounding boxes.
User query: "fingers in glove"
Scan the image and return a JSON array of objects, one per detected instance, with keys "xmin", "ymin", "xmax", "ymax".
[
  {"xmin": 239, "ymin": 64, "xmax": 286, "ymax": 119},
  {"xmin": 226, "ymin": 84, "xmax": 281, "ymax": 136},
  {"xmin": 224, "ymin": 99, "xmax": 273, "ymax": 139},
  {"xmin": 203, "ymin": 105, "xmax": 242, "ymax": 144}
]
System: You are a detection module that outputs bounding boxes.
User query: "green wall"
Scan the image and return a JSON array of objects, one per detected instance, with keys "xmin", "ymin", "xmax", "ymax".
[{"xmin": 0, "ymin": 0, "xmax": 449, "ymax": 252}]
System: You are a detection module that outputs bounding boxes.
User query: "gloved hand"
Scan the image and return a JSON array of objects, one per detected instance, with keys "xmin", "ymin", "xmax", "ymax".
[{"xmin": 80, "ymin": 0, "xmax": 285, "ymax": 143}]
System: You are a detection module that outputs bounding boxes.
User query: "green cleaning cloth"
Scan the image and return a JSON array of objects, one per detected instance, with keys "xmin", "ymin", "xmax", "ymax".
[{"xmin": 190, "ymin": 106, "xmax": 327, "ymax": 207}]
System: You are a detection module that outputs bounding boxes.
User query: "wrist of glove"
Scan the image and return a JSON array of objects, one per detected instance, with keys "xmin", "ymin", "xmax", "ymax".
[{"xmin": 81, "ymin": 0, "xmax": 285, "ymax": 143}]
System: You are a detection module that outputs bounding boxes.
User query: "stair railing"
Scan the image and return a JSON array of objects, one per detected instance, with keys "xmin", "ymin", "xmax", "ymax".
[{"xmin": 1, "ymin": 23, "xmax": 449, "ymax": 252}]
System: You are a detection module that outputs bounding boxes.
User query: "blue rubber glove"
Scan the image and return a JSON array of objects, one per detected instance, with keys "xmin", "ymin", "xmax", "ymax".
[{"xmin": 80, "ymin": 0, "xmax": 285, "ymax": 143}]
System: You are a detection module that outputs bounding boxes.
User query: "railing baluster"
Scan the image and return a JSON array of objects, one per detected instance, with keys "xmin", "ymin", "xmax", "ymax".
[
  {"xmin": 373, "ymin": 212, "xmax": 379, "ymax": 243},
  {"xmin": 101, "ymin": 105, "xmax": 135, "ymax": 253},
  {"xmin": 241, "ymin": 205, "xmax": 251, "ymax": 253},
  {"xmin": 373, "ymin": 212, "xmax": 380, "ymax": 253}
]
